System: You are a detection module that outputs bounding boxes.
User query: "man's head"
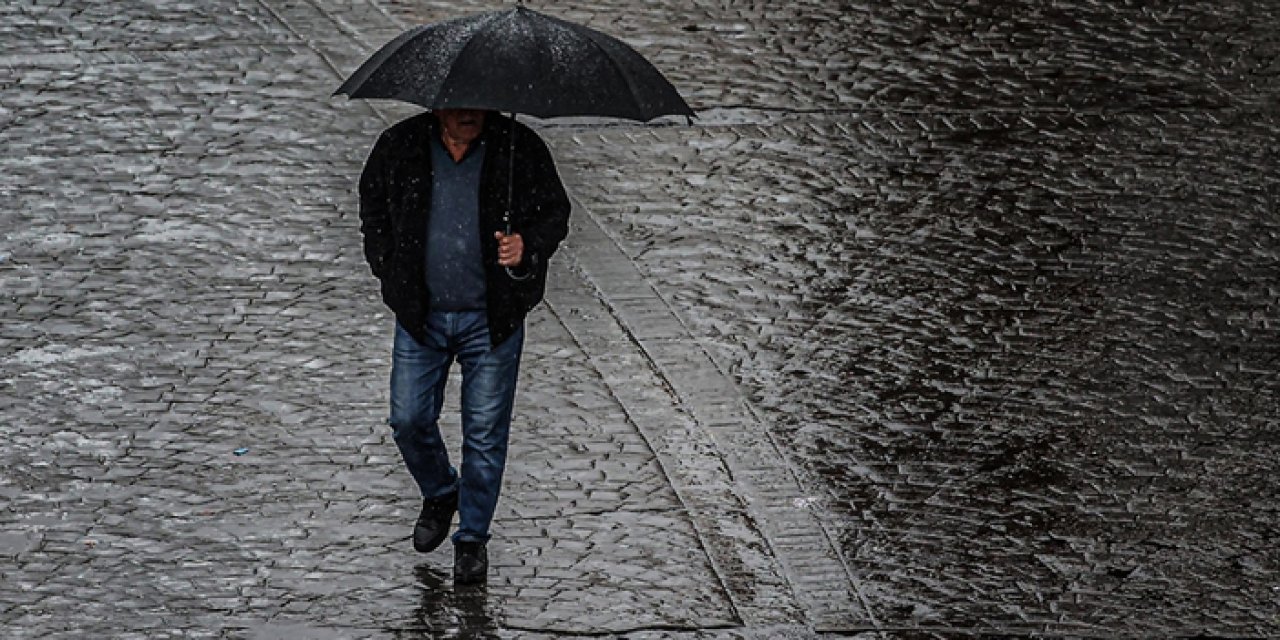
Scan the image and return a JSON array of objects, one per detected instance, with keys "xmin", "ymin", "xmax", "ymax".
[{"xmin": 436, "ymin": 109, "xmax": 488, "ymax": 147}]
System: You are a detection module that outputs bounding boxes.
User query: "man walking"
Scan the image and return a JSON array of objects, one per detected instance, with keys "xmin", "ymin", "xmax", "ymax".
[{"xmin": 358, "ymin": 108, "xmax": 570, "ymax": 583}]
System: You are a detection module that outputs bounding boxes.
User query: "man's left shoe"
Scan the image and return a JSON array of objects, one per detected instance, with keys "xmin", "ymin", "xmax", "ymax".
[
  {"xmin": 413, "ymin": 490, "xmax": 458, "ymax": 553},
  {"xmin": 453, "ymin": 540, "xmax": 488, "ymax": 584}
]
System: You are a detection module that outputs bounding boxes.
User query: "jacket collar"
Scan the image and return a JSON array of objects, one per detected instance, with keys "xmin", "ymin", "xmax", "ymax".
[{"xmin": 397, "ymin": 112, "xmax": 437, "ymax": 164}]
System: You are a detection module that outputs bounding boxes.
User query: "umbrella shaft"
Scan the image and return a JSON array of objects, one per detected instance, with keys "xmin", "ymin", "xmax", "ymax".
[{"xmin": 506, "ymin": 112, "xmax": 516, "ymax": 235}]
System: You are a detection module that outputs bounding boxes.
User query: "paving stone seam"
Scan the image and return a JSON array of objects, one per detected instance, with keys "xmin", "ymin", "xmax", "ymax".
[
  {"xmin": 550, "ymin": 194, "xmax": 879, "ymax": 633},
  {"xmin": 575, "ymin": 203, "xmax": 876, "ymax": 623},
  {"xmin": 366, "ymin": 0, "xmax": 413, "ymax": 31},
  {"xmin": 253, "ymin": 0, "xmax": 351, "ymax": 94},
  {"xmin": 540, "ymin": 244, "xmax": 816, "ymax": 627},
  {"xmin": 363, "ymin": 0, "xmax": 405, "ymax": 29},
  {"xmin": 302, "ymin": 0, "xmax": 379, "ymax": 51},
  {"xmin": 490, "ymin": 505, "xmax": 687, "ymax": 521},
  {"xmin": 501, "ymin": 620, "xmax": 742, "ymax": 637},
  {"xmin": 540, "ymin": 294, "xmax": 748, "ymax": 629},
  {"xmin": 265, "ymin": 0, "xmax": 425, "ymax": 173}
]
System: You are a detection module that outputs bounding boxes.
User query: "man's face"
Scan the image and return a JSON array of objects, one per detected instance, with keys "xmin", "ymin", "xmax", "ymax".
[{"xmin": 437, "ymin": 109, "xmax": 486, "ymax": 145}]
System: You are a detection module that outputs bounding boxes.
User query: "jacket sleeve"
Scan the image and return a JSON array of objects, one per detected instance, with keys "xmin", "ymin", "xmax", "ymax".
[
  {"xmin": 358, "ymin": 133, "xmax": 394, "ymax": 279},
  {"xmin": 514, "ymin": 129, "xmax": 571, "ymax": 271}
]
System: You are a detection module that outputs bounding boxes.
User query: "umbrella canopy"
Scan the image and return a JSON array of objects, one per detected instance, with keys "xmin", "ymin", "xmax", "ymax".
[{"xmin": 333, "ymin": 6, "xmax": 693, "ymax": 121}]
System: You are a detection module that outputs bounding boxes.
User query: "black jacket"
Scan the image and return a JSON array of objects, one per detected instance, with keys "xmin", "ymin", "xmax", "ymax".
[{"xmin": 358, "ymin": 112, "xmax": 571, "ymax": 347}]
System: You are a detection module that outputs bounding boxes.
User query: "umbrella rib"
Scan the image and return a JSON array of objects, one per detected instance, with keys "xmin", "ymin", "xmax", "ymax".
[
  {"xmin": 433, "ymin": 10, "xmax": 515, "ymax": 111},
  {"xmin": 572, "ymin": 29, "xmax": 649, "ymax": 120},
  {"xmin": 334, "ymin": 24, "xmax": 428, "ymax": 97}
]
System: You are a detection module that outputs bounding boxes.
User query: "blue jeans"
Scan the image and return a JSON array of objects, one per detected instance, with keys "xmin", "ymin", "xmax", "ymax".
[{"xmin": 389, "ymin": 311, "xmax": 523, "ymax": 543}]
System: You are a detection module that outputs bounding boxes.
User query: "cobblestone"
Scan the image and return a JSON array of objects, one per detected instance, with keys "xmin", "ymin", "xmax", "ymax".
[
  {"xmin": 538, "ymin": 6, "xmax": 1280, "ymax": 635},
  {"xmin": 547, "ymin": 102, "xmax": 1280, "ymax": 633},
  {"xmin": 4, "ymin": 0, "xmax": 1279, "ymax": 638}
]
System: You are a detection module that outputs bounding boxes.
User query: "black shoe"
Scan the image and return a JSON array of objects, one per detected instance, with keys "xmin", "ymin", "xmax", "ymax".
[
  {"xmin": 453, "ymin": 540, "xmax": 488, "ymax": 584},
  {"xmin": 413, "ymin": 490, "xmax": 457, "ymax": 553}
]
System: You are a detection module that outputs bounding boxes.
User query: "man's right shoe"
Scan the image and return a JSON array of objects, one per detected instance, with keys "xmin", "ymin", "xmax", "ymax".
[
  {"xmin": 453, "ymin": 540, "xmax": 488, "ymax": 584},
  {"xmin": 413, "ymin": 490, "xmax": 458, "ymax": 553}
]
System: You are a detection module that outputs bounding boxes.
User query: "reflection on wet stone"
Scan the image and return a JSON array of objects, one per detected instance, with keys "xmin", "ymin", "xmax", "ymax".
[{"xmin": 396, "ymin": 565, "xmax": 500, "ymax": 639}]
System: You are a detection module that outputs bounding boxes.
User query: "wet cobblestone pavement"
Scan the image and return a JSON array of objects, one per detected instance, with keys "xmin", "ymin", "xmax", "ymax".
[{"xmin": 3, "ymin": 1, "xmax": 1278, "ymax": 638}]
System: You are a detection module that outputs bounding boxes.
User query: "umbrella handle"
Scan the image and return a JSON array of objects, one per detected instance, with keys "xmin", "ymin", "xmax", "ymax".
[{"xmin": 504, "ymin": 112, "xmax": 533, "ymax": 281}]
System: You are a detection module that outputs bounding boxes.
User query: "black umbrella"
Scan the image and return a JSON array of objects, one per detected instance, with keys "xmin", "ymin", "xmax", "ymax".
[
  {"xmin": 332, "ymin": 5, "xmax": 693, "ymax": 122},
  {"xmin": 334, "ymin": 6, "xmax": 693, "ymax": 278}
]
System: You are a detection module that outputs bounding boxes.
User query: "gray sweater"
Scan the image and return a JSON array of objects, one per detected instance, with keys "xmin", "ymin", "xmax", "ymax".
[{"xmin": 424, "ymin": 135, "xmax": 487, "ymax": 311}]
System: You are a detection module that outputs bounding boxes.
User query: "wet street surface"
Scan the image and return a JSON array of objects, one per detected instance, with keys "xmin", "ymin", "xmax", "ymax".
[{"xmin": 2, "ymin": 1, "xmax": 1278, "ymax": 638}]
